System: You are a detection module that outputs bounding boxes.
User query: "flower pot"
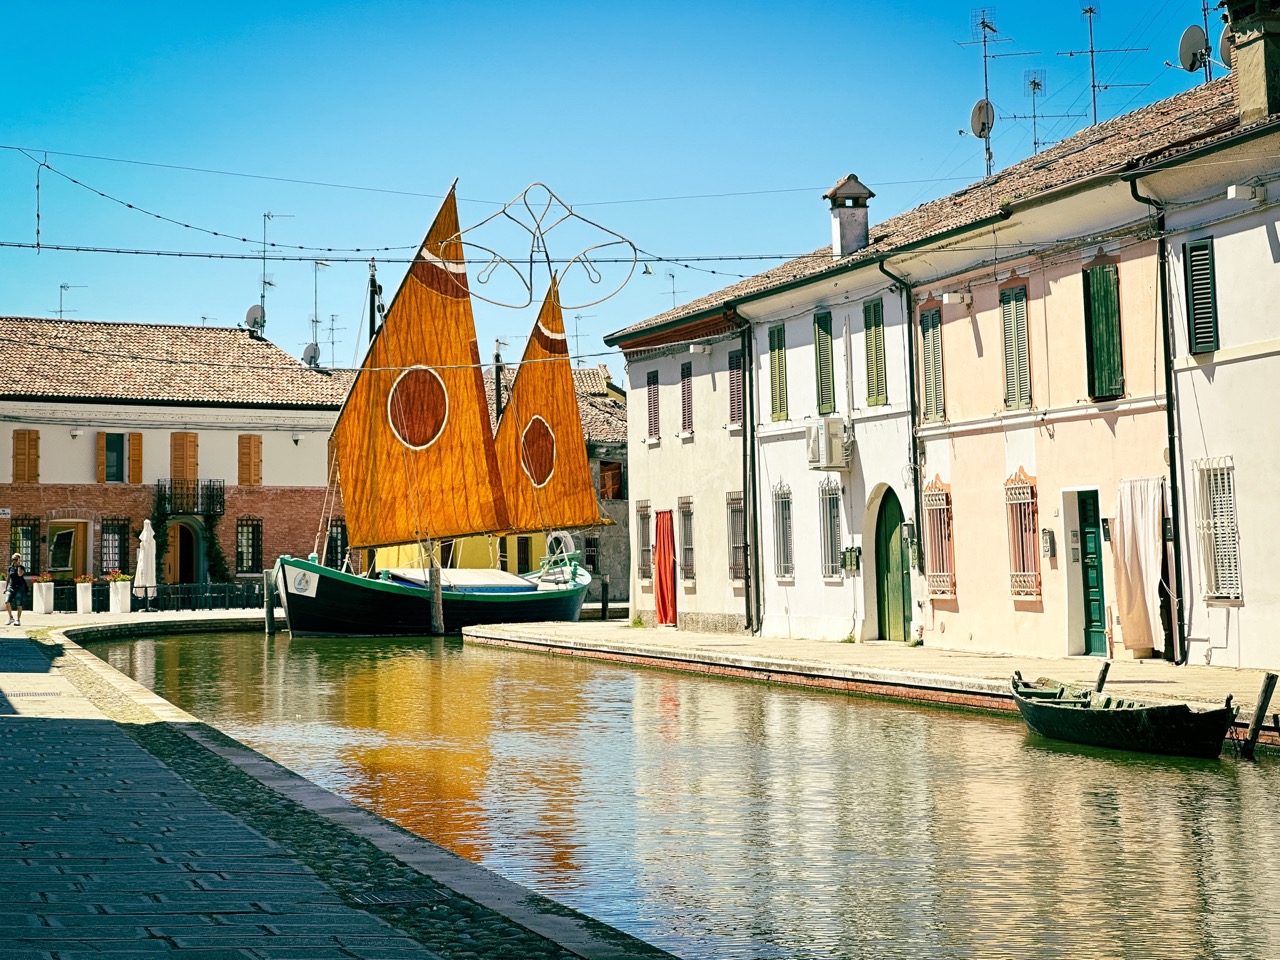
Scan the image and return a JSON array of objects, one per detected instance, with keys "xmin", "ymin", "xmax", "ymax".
[
  {"xmin": 109, "ymin": 581, "xmax": 131, "ymax": 614},
  {"xmin": 32, "ymin": 582, "xmax": 54, "ymax": 615},
  {"xmin": 76, "ymin": 582, "xmax": 94, "ymax": 615}
]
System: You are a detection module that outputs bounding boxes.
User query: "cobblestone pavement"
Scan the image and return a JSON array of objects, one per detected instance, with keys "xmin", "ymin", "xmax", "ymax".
[{"xmin": 0, "ymin": 633, "xmax": 676, "ymax": 960}]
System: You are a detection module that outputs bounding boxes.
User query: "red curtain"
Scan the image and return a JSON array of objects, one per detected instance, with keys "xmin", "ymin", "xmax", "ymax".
[{"xmin": 654, "ymin": 509, "xmax": 676, "ymax": 625}]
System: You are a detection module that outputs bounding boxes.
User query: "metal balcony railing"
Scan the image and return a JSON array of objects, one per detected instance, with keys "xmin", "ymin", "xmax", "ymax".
[
  {"xmin": 51, "ymin": 579, "xmax": 263, "ymax": 613},
  {"xmin": 155, "ymin": 479, "xmax": 225, "ymax": 516}
]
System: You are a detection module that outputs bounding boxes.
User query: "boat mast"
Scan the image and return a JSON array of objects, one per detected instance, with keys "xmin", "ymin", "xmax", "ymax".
[{"xmin": 368, "ymin": 259, "xmax": 380, "ymax": 343}]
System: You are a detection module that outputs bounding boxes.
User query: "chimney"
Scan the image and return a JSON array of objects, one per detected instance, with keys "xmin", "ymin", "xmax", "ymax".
[
  {"xmin": 823, "ymin": 174, "xmax": 875, "ymax": 260},
  {"xmin": 1227, "ymin": 2, "xmax": 1280, "ymax": 124}
]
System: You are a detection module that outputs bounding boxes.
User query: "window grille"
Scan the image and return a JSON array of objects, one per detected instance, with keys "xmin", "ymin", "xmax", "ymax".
[
  {"xmin": 678, "ymin": 496, "xmax": 695, "ymax": 580},
  {"xmin": 99, "ymin": 518, "xmax": 131, "ymax": 575},
  {"xmin": 10, "ymin": 516, "xmax": 39, "ymax": 574},
  {"xmin": 235, "ymin": 517, "xmax": 263, "ymax": 575},
  {"xmin": 726, "ymin": 491, "xmax": 747, "ymax": 580},
  {"xmin": 637, "ymin": 500, "xmax": 652, "ymax": 579},
  {"xmin": 728, "ymin": 350, "xmax": 744, "ymax": 426},
  {"xmin": 1193, "ymin": 457, "xmax": 1241, "ymax": 600},
  {"xmin": 819, "ymin": 478, "xmax": 842, "ymax": 577},
  {"xmin": 773, "ymin": 482, "xmax": 794, "ymax": 577},
  {"xmin": 1004, "ymin": 468, "xmax": 1040, "ymax": 596},
  {"xmin": 324, "ymin": 519, "xmax": 348, "ymax": 570},
  {"xmin": 923, "ymin": 478, "xmax": 955, "ymax": 597},
  {"xmin": 584, "ymin": 536, "xmax": 599, "ymax": 573},
  {"xmin": 680, "ymin": 362, "xmax": 694, "ymax": 434},
  {"xmin": 646, "ymin": 370, "xmax": 660, "ymax": 438}
]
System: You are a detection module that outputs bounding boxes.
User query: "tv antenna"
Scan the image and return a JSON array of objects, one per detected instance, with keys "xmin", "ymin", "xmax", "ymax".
[
  {"xmin": 312, "ymin": 259, "xmax": 330, "ymax": 341},
  {"xmin": 1173, "ymin": 5, "xmax": 1230, "ymax": 83},
  {"xmin": 1001, "ymin": 71, "xmax": 1086, "ymax": 154},
  {"xmin": 572, "ymin": 314, "xmax": 596, "ymax": 366},
  {"xmin": 55, "ymin": 283, "xmax": 86, "ymax": 320},
  {"xmin": 1058, "ymin": 5, "xmax": 1149, "ymax": 126},
  {"xmin": 957, "ymin": 8, "xmax": 1040, "ymax": 176},
  {"xmin": 259, "ymin": 211, "xmax": 293, "ymax": 332},
  {"xmin": 325, "ymin": 313, "xmax": 346, "ymax": 368},
  {"xmin": 199, "ymin": 315, "xmax": 217, "ymax": 326},
  {"xmin": 664, "ymin": 271, "xmax": 686, "ymax": 309}
]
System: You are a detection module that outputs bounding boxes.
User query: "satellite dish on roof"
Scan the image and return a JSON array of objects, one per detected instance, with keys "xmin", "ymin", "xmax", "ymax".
[
  {"xmin": 971, "ymin": 99, "xmax": 996, "ymax": 139},
  {"xmin": 1178, "ymin": 24, "xmax": 1208, "ymax": 72},
  {"xmin": 302, "ymin": 343, "xmax": 320, "ymax": 367},
  {"xmin": 244, "ymin": 304, "xmax": 265, "ymax": 332},
  {"xmin": 1220, "ymin": 25, "xmax": 1235, "ymax": 69}
]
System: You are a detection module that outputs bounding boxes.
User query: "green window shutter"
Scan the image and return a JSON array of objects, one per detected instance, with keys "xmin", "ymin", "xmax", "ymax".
[
  {"xmin": 1083, "ymin": 262, "xmax": 1124, "ymax": 399},
  {"xmin": 1184, "ymin": 239, "xmax": 1219, "ymax": 355},
  {"xmin": 1001, "ymin": 286, "xmax": 1030, "ymax": 409},
  {"xmin": 921, "ymin": 307, "xmax": 944, "ymax": 421},
  {"xmin": 814, "ymin": 312, "xmax": 835, "ymax": 415},
  {"xmin": 769, "ymin": 325, "xmax": 788, "ymax": 421},
  {"xmin": 864, "ymin": 299, "xmax": 887, "ymax": 406}
]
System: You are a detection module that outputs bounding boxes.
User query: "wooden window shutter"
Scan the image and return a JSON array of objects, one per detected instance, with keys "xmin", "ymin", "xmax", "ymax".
[
  {"xmin": 187, "ymin": 432, "xmax": 199, "ymax": 480},
  {"xmin": 171, "ymin": 432, "xmax": 198, "ymax": 481},
  {"xmin": 1001, "ymin": 286, "xmax": 1030, "ymax": 409},
  {"xmin": 921, "ymin": 307, "xmax": 944, "ymax": 421},
  {"xmin": 96, "ymin": 431, "xmax": 107, "ymax": 484},
  {"xmin": 1083, "ymin": 263, "xmax": 1124, "ymax": 399},
  {"xmin": 814, "ymin": 312, "xmax": 835, "ymax": 415},
  {"xmin": 864, "ymin": 300, "xmax": 887, "ymax": 406},
  {"xmin": 680, "ymin": 362, "xmax": 693, "ymax": 434},
  {"xmin": 1184, "ymin": 239, "xmax": 1219, "ymax": 355},
  {"xmin": 238, "ymin": 434, "xmax": 262, "ymax": 485},
  {"xmin": 12, "ymin": 429, "xmax": 38, "ymax": 484},
  {"xmin": 728, "ymin": 350, "xmax": 744, "ymax": 425},
  {"xmin": 769, "ymin": 325, "xmax": 788, "ymax": 421},
  {"xmin": 128, "ymin": 433, "xmax": 143, "ymax": 484},
  {"xmin": 646, "ymin": 370, "xmax": 660, "ymax": 438}
]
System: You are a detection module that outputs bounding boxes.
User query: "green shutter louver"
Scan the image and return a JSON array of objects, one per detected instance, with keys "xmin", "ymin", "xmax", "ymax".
[
  {"xmin": 1184, "ymin": 239, "xmax": 1219, "ymax": 355},
  {"xmin": 1083, "ymin": 262, "xmax": 1124, "ymax": 399},
  {"xmin": 864, "ymin": 299, "xmax": 887, "ymax": 406},
  {"xmin": 769, "ymin": 325, "xmax": 788, "ymax": 421},
  {"xmin": 920, "ymin": 307, "xmax": 944, "ymax": 421},
  {"xmin": 1001, "ymin": 286, "xmax": 1030, "ymax": 409},
  {"xmin": 814, "ymin": 312, "xmax": 835, "ymax": 415}
]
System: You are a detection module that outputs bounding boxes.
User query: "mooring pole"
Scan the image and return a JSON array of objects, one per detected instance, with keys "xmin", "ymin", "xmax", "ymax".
[
  {"xmin": 1242, "ymin": 672, "xmax": 1278, "ymax": 760},
  {"xmin": 426, "ymin": 538, "xmax": 444, "ymax": 635},
  {"xmin": 1094, "ymin": 661, "xmax": 1111, "ymax": 693},
  {"xmin": 600, "ymin": 574, "xmax": 610, "ymax": 622},
  {"xmin": 262, "ymin": 569, "xmax": 276, "ymax": 635}
]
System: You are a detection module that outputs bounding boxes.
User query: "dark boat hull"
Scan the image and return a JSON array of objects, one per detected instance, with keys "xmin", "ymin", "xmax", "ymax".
[
  {"xmin": 275, "ymin": 556, "xmax": 587, "ymax": 637},
  {"xmin": 1011, "ymin": 677, "xmax": 1236, "ymax": 759}
]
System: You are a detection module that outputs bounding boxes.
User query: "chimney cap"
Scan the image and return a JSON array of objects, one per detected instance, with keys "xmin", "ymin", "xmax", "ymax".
[{"xmin": 824, "ymin": 174, "xmax": 876, "ymax": 208}]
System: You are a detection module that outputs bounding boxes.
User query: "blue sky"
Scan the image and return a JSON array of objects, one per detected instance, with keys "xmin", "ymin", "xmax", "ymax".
[{"xmin": 0, "ymin": 1, "xmax": 1214, "ymax": 373}]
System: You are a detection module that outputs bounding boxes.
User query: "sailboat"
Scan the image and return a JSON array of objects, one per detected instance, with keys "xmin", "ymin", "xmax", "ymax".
[{"xmin": 273, "ymin": 185, "xmax": 602, "ymax": 636}]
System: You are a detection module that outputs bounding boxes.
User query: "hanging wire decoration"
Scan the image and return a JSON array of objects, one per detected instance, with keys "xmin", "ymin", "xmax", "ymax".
[{"xmin": 453, "ymin": 182, "xmax": 638, "ymax": 310}]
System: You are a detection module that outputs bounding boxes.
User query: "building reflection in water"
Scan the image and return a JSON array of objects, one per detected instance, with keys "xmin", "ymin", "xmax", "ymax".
[{"xmin": 94, "ymin": 632, "xmax": 1280, "ymax": 960}]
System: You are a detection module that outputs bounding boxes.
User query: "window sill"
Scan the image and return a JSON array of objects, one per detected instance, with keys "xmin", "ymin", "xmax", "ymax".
[
  {"xmin": 639, "ymin": 577, "xmax": 653, "ymax": 587},
  {"xmin": 822, "ymin": 575, "xmax": 845, "ymax": 584},
  {"xmin": 1204, "ymin": 596, "xmax": 1243, "ymax": 607},
  {"xmin": 727, "ymin": 423, "xmax": 743, "ymax": 436},
  {"xmin": 645, "ymin": 436, "xmax": 661, "ymax": 448},
  {"xmin": 677, "ymin": 431, "xmax": 694, "ymax": 443},
  {"xmin": 775, "ymin": 575, "xmax": 795, "ymax": 584},
  {"xmin": 730, "ymin": 578, "xmax": 746, "ymax": 588},
  {"xmin": 682, "ymin": 578, "xmax": 696, "ymax": 587}
]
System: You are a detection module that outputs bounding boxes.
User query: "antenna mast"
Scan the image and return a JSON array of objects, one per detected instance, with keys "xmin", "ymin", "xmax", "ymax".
[
  {"xmin": 1057, "ymin": 5, "xmax": 1148, "ymax": 126},
  {"xmin": 1001, "ymin": 71, "xmax": 1085, "ymax": 154},
  {"xmin": 259, "ymin": 211, "xmax": 293, "ymax": 333},
  {"xmin": 958, "ymin": 8, "xmax": 1039, "ymax": 177}
]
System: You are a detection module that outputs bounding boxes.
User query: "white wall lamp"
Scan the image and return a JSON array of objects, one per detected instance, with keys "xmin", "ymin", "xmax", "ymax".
[
  {"xmin": 688, "ymin": 344, "xmax": 712, "ymax": 355},
  {"xmin": 69, "ymin": 428, "xmax": 82, "ymax": 439},
  {"xmin": 291, "ymin": 432, "xmax": 303, "ymax": 446},
  {"xmin": 1226, "ymin": 183, "xmax": 1265, "ymax": 202},
  {"xmin": 941, "ymin": 292, "xmax": 972, "ymax": 306}
]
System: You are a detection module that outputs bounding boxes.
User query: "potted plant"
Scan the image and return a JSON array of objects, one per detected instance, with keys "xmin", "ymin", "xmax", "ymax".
[
  {"xmin": 30, "ymin": 573, "xmax": 54, "ymax": 615},
  {"xmin": 74, "ymin": 574, "xmax": 96, "ymax": 614},
  {"xmin": 105, "ymin": 569, "xmax": 132, "ymax": 614}
]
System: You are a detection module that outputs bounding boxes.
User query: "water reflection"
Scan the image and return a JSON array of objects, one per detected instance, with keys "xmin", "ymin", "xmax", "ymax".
[{"xmin": 96, "ymin": 633, "xmax": 1280, "ymax": 960}]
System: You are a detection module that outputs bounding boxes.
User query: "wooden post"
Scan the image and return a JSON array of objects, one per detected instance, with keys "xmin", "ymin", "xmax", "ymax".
[
  {"xmin": 1241, "ymin": 672, "xmax": 1278, "ymax": 760},
  {"xmin": 600, "ymin": 574, "xmax": 610, "ymax": 622},
  {"xmin": 1094, "ymin": 661, "xmax": 1111, "ymax": 693},
  {"xmin": 426, "ymin": 538, "xmax": 444, "ymax": 635},
  {"xmin": 262, "ymin": 569, "xmax": 276, "ymax": 635}
]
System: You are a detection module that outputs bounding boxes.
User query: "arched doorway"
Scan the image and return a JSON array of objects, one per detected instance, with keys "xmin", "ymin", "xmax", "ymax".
[
  {"xmin": 875, "ymin": 488, "xmax": 912, "ymax": 642},
  {"xmin": 164, "ymin": 520, "xmax": 201, "ymax": 584}
]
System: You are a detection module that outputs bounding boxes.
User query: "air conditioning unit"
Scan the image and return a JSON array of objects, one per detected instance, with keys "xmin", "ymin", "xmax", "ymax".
[{"xmin": 806, "ymin": 417, "xmax": 850, "ymax": 470}]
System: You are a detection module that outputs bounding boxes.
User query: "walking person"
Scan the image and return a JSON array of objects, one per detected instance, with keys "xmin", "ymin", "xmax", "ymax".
[{"xmin": 6, "ymin": 553, "xmax": 27, "ymax": 626}]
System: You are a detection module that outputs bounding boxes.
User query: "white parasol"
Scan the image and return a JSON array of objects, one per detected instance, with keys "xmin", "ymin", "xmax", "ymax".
[{"xmin": 133, "ymin": 519, "xmax": 157, "ymax": 607}]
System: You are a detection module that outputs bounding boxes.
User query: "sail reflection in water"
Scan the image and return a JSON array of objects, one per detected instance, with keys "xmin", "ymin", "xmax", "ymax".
[{"xmin": 97, "ymin": 633, "xmax": 1280, "ymax": 960}]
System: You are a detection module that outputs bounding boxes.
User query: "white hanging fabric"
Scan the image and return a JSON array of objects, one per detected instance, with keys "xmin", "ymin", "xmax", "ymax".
[{"xmin": 1112, "ymin": 477, "xmax": 1165, "ymax": 653}]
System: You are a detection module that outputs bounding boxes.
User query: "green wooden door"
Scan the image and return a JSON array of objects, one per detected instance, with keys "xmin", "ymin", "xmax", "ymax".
[
  {"xmin": 876, "ymin": 489, "xmax": 911, "ymax": 642},
  {"xmin": 1079, "ymin": 491, "xmax": 1108, "ymax": 656}
]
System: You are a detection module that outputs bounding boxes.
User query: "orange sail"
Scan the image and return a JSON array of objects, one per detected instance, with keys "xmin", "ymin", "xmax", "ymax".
[
  {"xmin": 494, "ymin": 278, "xmax": 604, "ymax": 534},
  {"xmin": 333, "ymin": 186, "xmax": 508, "ymax": 548}
]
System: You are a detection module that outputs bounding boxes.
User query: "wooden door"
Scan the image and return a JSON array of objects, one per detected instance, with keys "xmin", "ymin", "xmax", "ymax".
[
  {"xmin": 1079, "ymin": 491, "xmax": 1108, "ymax": 656},
  {"xmin": 876, "ymin": 489, "xmax": 911, "ymax": 642}
]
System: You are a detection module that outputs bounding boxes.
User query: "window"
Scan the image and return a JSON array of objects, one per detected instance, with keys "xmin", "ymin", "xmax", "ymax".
[
  {"xmin": 819, "ymin": 478, "xmax": 842, "ymax": 577},
  {"xmin": 1193, "ymin": 458, "xmax": 1241, "ymax": 600},
  {"xmin": 238, "ymin": 434, "xmax": 263, "ymax": 486},
  {"xmin": 1001, "ymin": 286, "xmax": 1031, "ymax": 409},
  {"xmin": 923, "ymin": 478, "xmax": 955, "ymax": 597},
  {"xmin": 498, "ymin": 537, "xmax": 509, "ymax": 572},
  {"xmin": 98, "ymin": 433, "xmax": 125, "ymax": 483},
  {"xmin": 235, "ymin": 517, "xmax": 263, "ymax": 574},
  {"xmin": 1084, "ymin": 262, "xmax": 1124, "ymax": 399},
  {"xmin": 599, "ymin": 460, "xmax": 625, "ymax": 500},
  {"xmin": 1184, "ymin": 238, "xmax": 1218, "ymax": 354},
  {"xmin": 920, "ymin": 306, "xmax": 945, "ymax": 421},
  {"xmin": 864, "ymin": 299, "xmax": 887, "ymax": 406},
  {"xmin": 49, "ymin": 529, "xmax": 75, "ymax": 572},
  {"xmin": 637, "ymin": 500, "xmax": 652, "ymax": 579},
  {"xmin": 1005, "ymin": 468, "xmax": 1040, "ymax": 597},
  {"xmin": 768, "ymin": 325, "xmax": 788, "ymax": 421},
  {"xmin": 773, "ymin": 482, "xmax": 793, "ymax": 577},
  {"xmin": 170, "ymin": 431, "xmax": 199, "ymax": 480},
  {"xmin": 678, "ymin": 496, "xmax": 695, "ymax": 580},
  {"xmin": 9, "ymin": 517, "xmax": 39, "ymax": 575},
  {"xmin": 814, "ymin": 312, "xmax": 835, "ymax": 415},
  {"xmin": 517, "ymin": 536, "xmax": 532, "ymax": 574},
  {"xmin": 728, "ymin": 350, "xmax": 745, "ymax": 426},
  {"xmin": 680, "ymin": 362, "xmax": 694, "ymax": 434},
  {"xmin": 584, "ymin": 535, "xmax": 599, "ymax": 573},
  {"xmin": 324, "ymin": 519, "xmax": 348, "ymax": 570},
  {"xmin": 646, "ymin": 370, "xmax": 660, "ymax": 439},
  {"xmin": 99, "ymin": 518, "xmax": 130, "ymax": 575},
  {"xmin": 727, "ymin": 491, "xmax": 747, "ymax": 580},
  {"xmin": 11, "ymin": 429, "xmax": 39, "ymax": 484}
]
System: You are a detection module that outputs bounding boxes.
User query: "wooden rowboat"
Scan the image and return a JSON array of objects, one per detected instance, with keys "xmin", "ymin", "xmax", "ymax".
[{"xmin": 1011, "ymin": 670, "xmax": 1237, "ymax": 759}]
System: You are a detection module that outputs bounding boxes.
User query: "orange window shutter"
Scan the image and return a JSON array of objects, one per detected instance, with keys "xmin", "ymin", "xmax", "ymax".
[
  {"xmin": 129, "ymin": 433, "xmax": 143, "ymax": 484},
  {"xmin": 253, "ymin": 435, "xmax": 262, "ymax": 485},
  {"xmin": 29, "ymin": 430, "xmax": 38, "ymax": 484},
  {"xmin": 170, "ymin": 433, "xmax": 183, "ymax": 479},
  {"xmin": 188, "ymin": 432, "xmax": 198, "ymax": 479},
  {"xmin": 96, "ymin": 432, "xmax": 107, "ymax": 484},
  {"xmin": 238, "ymin": 435, "xmax": 250, "ymax": 485},
  {"xmin": 12, "ymin": 429, "xmax": 28, "ymax": 483}
]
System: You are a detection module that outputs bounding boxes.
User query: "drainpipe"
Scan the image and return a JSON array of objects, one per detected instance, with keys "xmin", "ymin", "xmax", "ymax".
[
  {"xmin": 877, "ymin": 260, "xmax": 924, "ymax": 577},
  {"xmin": 1130, "ymin": 177, "xmax": 1189, "ymax": 665},
  {"xmin": 731, "ymin": 307, "xmax": 763, "ymax": 633}
]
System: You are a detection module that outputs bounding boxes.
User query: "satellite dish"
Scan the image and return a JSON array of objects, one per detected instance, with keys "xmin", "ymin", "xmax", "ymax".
[
  {"xmin": 302, "ymin": 343, "xmax": 320, "ymax": 367},
  {"xmin": 1178, "ymin": 24, "xmax": 1207, "ymax": 73},
  {"xmin": 970, "ymin": 99, "xmax": 996, "ymax": 139},
  {"xmin": 244, "ymin": 304, "xmax": 265, "ymax": 331},
  {"xmin": 1220, "ymin": 25, "xmax": 1235, "ymax": 69}
]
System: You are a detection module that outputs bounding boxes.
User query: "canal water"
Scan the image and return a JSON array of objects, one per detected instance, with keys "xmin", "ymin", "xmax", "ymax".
[{"xmin": 92, "ymin": 632, "xmax": 1280, "ymax": 960}]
